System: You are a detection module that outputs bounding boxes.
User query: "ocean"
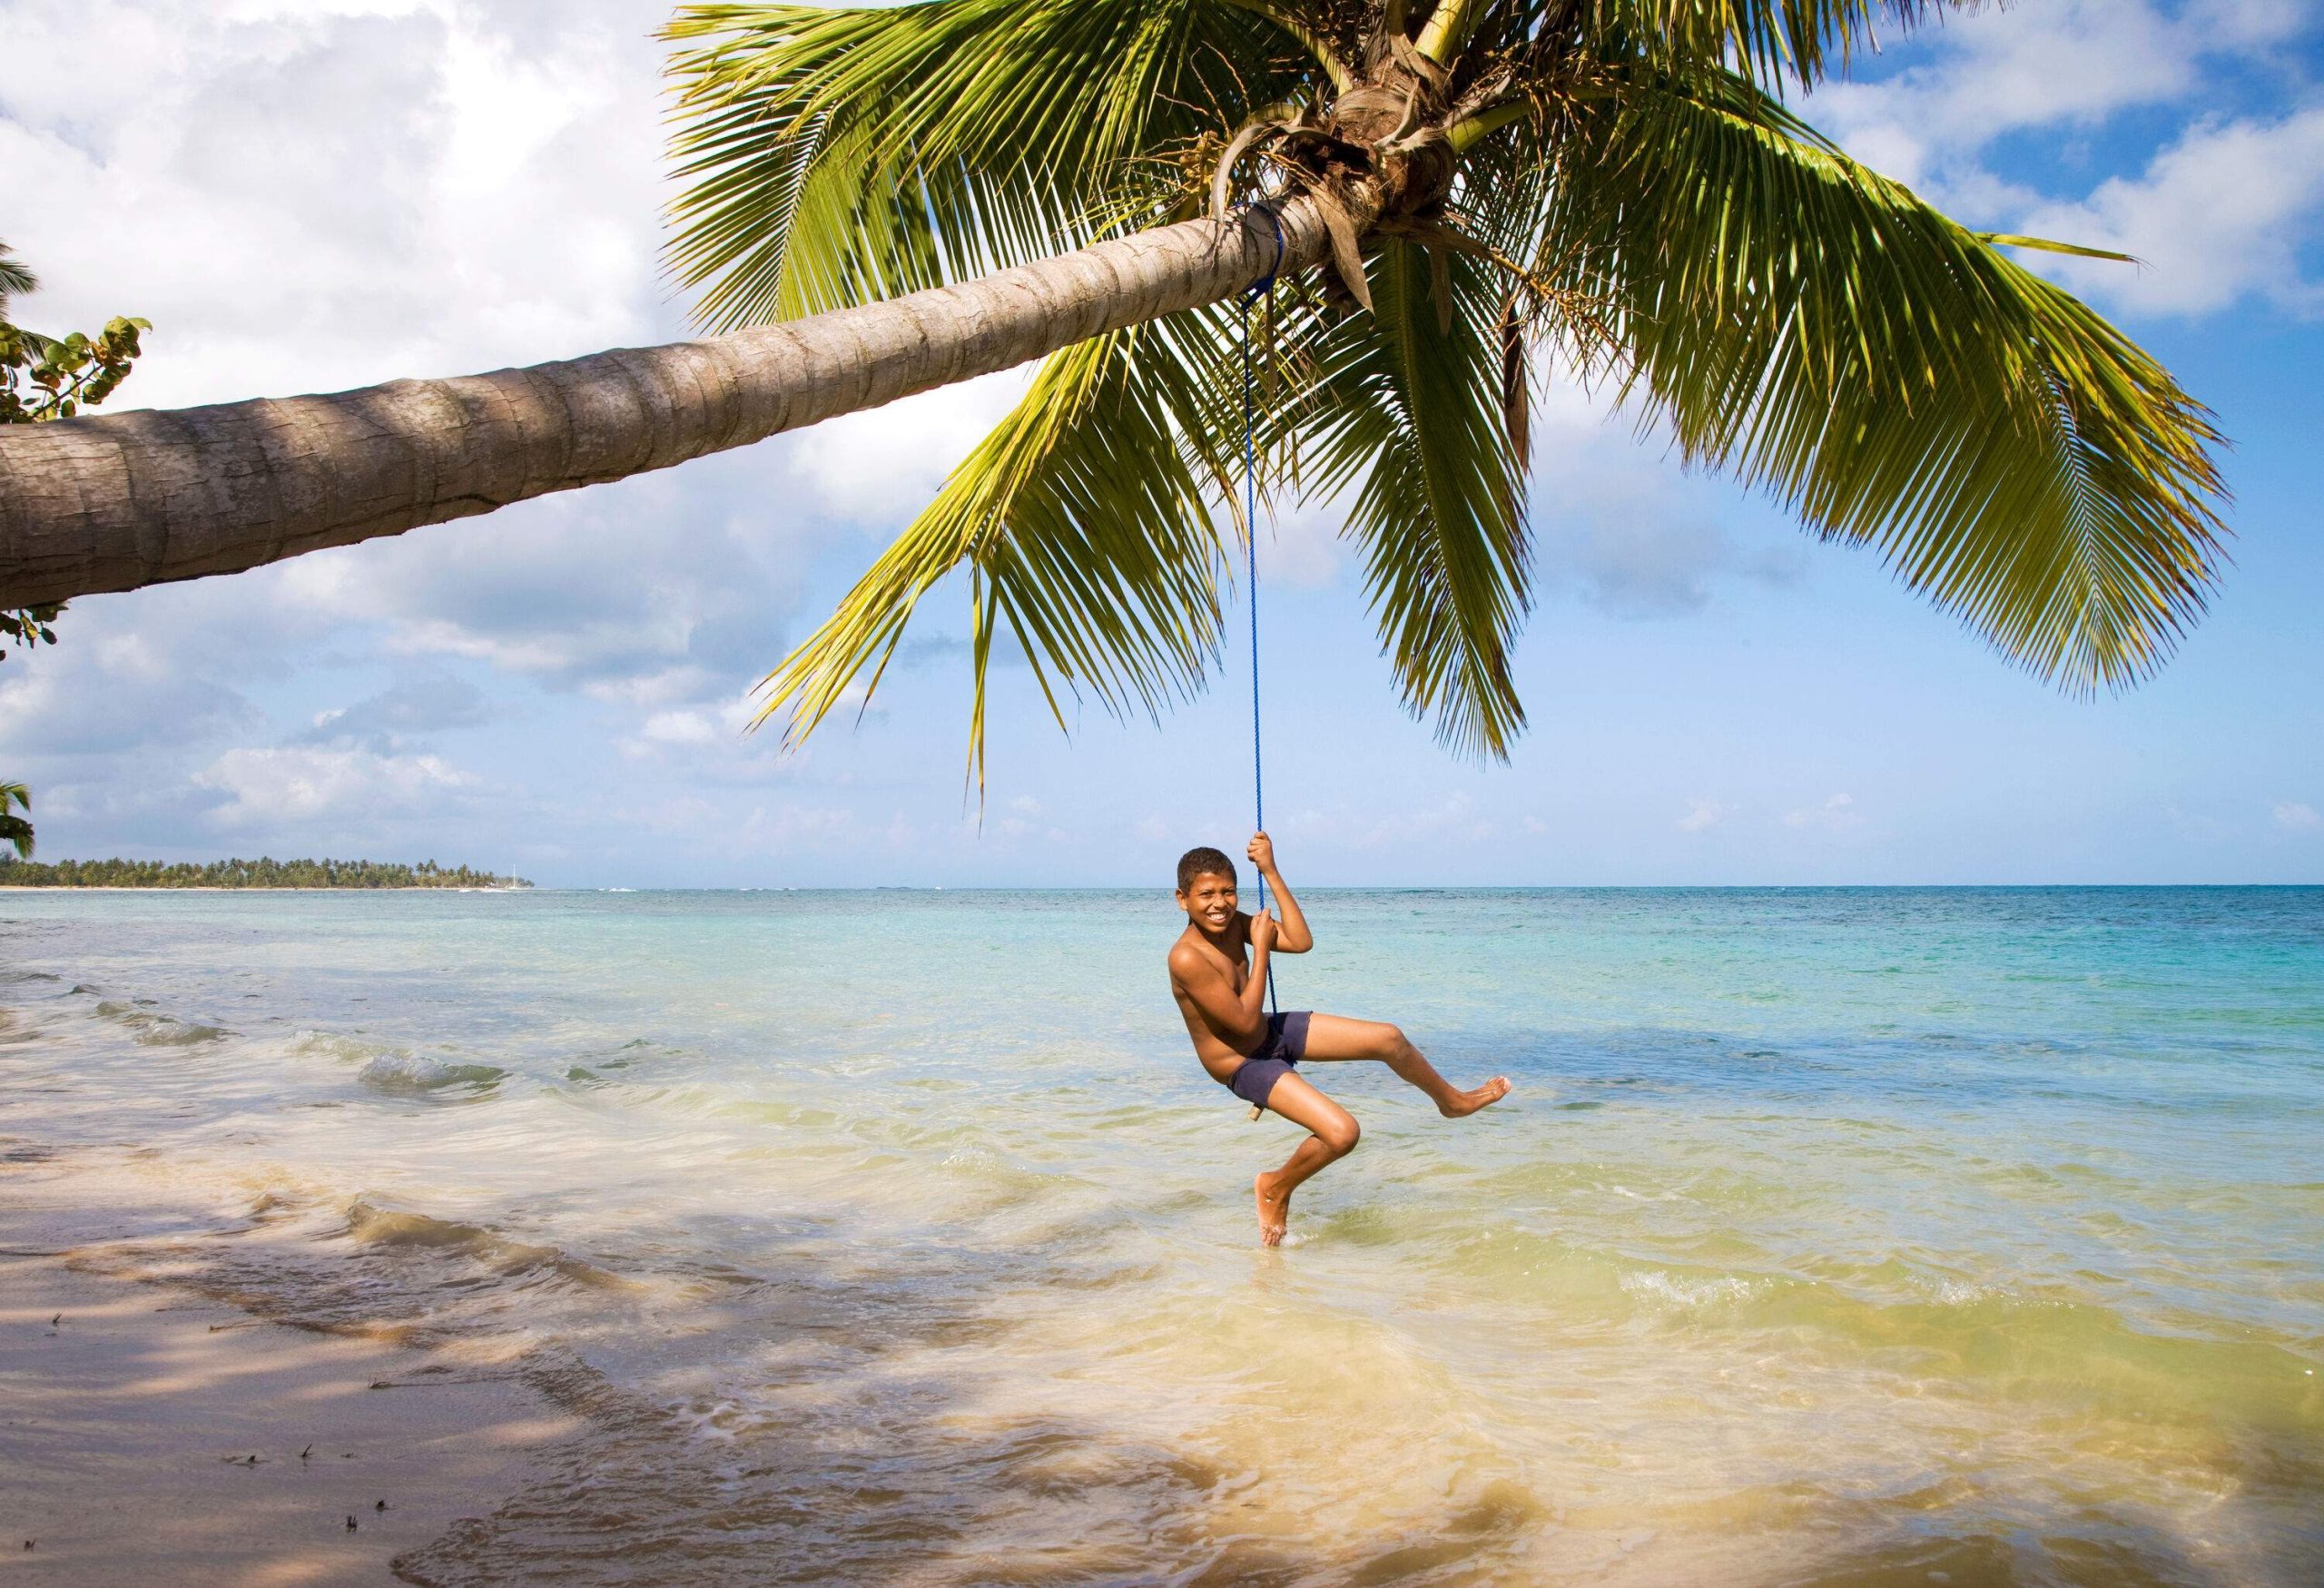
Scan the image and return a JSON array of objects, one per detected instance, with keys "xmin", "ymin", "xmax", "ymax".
[{"xmin": 3, "ymin": 886, "xmax": 2319, "ymax": 1584}]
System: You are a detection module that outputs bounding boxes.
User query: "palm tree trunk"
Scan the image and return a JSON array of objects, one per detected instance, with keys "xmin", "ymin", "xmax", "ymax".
[{"xmin": 0, "ymin": 202, "xmax": 1334, "ymax": 608}]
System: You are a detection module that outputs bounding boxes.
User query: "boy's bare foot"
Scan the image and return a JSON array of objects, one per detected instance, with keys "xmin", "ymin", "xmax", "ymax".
[
  {"xmin": 1438, "ymin": 1076, "xmax": 1512, "ymax": 1119},
  {"xmin": 1254, "ymin": 1171, "xmax": 1291, "ymax": 1246}
]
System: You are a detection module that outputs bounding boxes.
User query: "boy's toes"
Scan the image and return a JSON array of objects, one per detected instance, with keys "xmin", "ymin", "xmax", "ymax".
[{"xmin": 1441, "ymin": 1076, "xmax": 1512, "ymax": 1118}]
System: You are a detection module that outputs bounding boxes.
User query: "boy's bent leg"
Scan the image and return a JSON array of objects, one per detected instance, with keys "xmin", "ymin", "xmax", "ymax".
[
  {"xmin": 1254, "ymin": 1073, "xmax": 1359, "ymax": 1247},
  {"xmin": 1297, "ymin": 1013, "xmax": 1512, "ymax": 1119}
]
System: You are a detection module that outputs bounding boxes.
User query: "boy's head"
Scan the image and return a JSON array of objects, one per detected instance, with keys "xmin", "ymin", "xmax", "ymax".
[{"xmin": 1175, "ymin": 845, "xmax": 1237, "ymax": 928}]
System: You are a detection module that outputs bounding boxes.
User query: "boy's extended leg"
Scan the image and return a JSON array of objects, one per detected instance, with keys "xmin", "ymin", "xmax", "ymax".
[
  {"xmin": 1255, "ymin": 1072, "xmax": 1359, "ymax": 1247},
  {"xmin": 1298, "ymin": 1014, "xmax": 1511, "ymax": 1118}
]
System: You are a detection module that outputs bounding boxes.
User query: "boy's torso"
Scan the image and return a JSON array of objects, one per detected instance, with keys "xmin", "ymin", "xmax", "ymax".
[{"xmin": 1170, "ymin": 919, "xmax": 1255, "ymax": 1080}]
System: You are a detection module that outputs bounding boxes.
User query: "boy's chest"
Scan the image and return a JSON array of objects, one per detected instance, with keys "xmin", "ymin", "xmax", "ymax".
[{"xmin": 1187, "ymin": 936, "xmax": 1252, "ymax": 989}]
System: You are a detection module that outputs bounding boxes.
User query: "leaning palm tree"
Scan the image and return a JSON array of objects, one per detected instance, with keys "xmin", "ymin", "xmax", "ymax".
[
  {"xmin": 1, "ymin": 780, "xmax": 32, "ymax": 861},
  {"xmin": 0, "ymin": 3, "xmax": 2226, "ymax": 775}
]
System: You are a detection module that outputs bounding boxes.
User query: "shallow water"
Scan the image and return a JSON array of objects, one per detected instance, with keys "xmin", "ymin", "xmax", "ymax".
[{"xmin": 3, "ymin": 887, "xmax": 2319, "ymax": 1585}]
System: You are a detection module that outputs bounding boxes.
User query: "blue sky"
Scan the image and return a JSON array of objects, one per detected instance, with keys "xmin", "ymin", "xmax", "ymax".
[{"xmin": 2, "ymin": 0, "xmax": 2319, "ymax": 887}]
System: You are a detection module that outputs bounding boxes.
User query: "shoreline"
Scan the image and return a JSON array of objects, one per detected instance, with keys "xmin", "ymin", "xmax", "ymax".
[
  {"xmin": 0, "ymin": 885, "xmax": 529, "ymax": 893},
  {"xmin": 10, "ymin": 882, "xmax": 2321, "ymax": 894},
  {"xmin": 0, "ymin": 1246, "xmax": 574, "ymax": 1585}
]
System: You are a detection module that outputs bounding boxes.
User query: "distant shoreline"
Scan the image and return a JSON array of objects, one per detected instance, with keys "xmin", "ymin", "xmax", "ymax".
[
  {"xmin": 0, "ymin": 856, "xmax": 531, "ymax": 889},
  {"xmin": 0, "ymin": 884, "xmax": 527, "ymax": 892}
]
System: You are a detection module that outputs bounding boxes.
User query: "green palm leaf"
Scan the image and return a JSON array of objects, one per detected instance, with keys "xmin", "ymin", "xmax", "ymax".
[
  {"xmin": 0, "ymin": 780, "xmax": 30, "ymax": 861},
  {"xmin": 1275, "ymin": 238, "xmax": 1531, "ymax": 757},
  {"xmin": 1532, "ymin": 69, "xmax": 2228, "ymax": 691},
  {"xmin": 1584, "ymin": 2, "xmax": 1955, "ymax": 84},
  {"xmin": 665, "ymin": 0, "xmax": 1318, "ymax": 328},
  {"xmin": 753, "ymin": 310, "xmax": 1246, "ymax": 786},
  {"xmin": 0, "ymin": 242, "xmax": 35, "ymax": 315}
]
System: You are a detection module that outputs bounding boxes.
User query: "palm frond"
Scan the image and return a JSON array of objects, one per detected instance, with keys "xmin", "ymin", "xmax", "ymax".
[
  {"xmin": 1570, "ymin": 2, "xmax": 1956, "ymax": 87},
  {"xmin": 0, "ymin": 242, "xmax": 34, "ymax": 313},
  {"xmin": 0, "ymin": 780, "xmax": 30, "ymax": 861},
  {"xmin": 1533, "ymin": 69, "xmax": 2229, "ymax": 692},
  {"xmin": 664, "ymin": 0, "xmax": 1319, "ymax": 329},
  {"xmin": 753, "ymin": 311, "xmax": 1246, "ymax": 785},
  {"xmin": 1274, "ymin": 238, "xmax": 1531, "ymax": 758}
]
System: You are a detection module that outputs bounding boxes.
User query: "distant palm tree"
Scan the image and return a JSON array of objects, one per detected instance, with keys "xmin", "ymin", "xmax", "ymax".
[
  {"xmin": 0, "ymin": 781, "xmax": 32, "ymax": 861},
  {"xmin": 0, "ymin": 3, "xmax": 2227, "ymax": 781}
]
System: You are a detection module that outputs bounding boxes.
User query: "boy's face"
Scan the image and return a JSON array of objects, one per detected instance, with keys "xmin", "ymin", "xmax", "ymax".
[{"xmin": 1177, "ymin": 869, "xmax": 1238, "ymax": 932}]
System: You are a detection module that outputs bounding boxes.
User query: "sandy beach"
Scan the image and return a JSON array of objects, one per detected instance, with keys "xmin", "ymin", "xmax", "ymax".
[{"xmin": 0, "ymin": 1242, "xmax": 574, "ymax": 1585}]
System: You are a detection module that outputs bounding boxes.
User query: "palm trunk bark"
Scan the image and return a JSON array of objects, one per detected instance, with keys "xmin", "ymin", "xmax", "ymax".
[{"xmin": 0, "ymin": 201, "xmax": 1334, "ymax": 609}]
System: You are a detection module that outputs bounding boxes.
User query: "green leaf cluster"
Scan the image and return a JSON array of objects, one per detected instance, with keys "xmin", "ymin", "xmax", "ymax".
[
  {"xmin": 0, "ymin": 314, "xmax": 149, "ymax": 426},
  {"xmin": 0, "ymin": 855, "xmax": 533, "ymax": 889},
  {"xmin": 665, "ymin": 1, "xmax": 2230, "ymax": 780},
  {"xmin": 0, "ymin": 604, "xmax": 63, "ymax": 657}
]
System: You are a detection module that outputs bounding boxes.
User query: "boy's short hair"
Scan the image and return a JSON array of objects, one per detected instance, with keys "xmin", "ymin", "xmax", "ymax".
[{"xmin": 1177, "ymin": 846, "xmax": 1236, "ymax": 893}]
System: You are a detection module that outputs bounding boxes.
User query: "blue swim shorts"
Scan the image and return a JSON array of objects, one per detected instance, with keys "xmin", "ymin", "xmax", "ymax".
[{"xmin": 1224, "ymin": 1011, "xmax": 1312, "ymax": 1109}]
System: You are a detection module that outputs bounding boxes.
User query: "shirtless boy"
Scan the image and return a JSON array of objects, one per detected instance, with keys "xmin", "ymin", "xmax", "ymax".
[{"xmin": 1167, "ymin": 833, "xmax": 1511, "ymax": 1245}]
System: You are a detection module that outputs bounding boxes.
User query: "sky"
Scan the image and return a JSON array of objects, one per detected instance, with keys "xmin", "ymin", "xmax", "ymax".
[{"xmin": 1, "ymin": 0, "xmax": 2319, "ymax": 888}]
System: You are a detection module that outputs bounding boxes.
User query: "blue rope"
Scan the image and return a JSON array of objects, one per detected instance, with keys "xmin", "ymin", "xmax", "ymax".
[{"xmin": 1237, "ymin": 205, "xmax": 1283, "ymax": 1016}]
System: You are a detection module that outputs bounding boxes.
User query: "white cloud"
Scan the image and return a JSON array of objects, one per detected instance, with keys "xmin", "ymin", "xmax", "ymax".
[
  {"xmin": 787, "ymin": 369, "xmax": 1034, "ymax": 527},
  {"xmin": 1783, "ymin": 793, "xmax": 1864, "ymax": 833},
  {"xmin": 2274, "ymin": 800, "xmax": 2320, "ymax": 832},
  {"xmin": 0, "ymin": 0, "xmax": 973, "ymax": 753},
  {"xmin": 1813, "ymin": 1, "xmax": 2196, "ymax": 178},
  {"xmin": 1521, "ymin": 350, "xmax": 1812, "ymax": 617},
  {"xmin": 735, "ymin": 802, "xmax": 854, "ymax": 851},
  {"xmin": 1257, "ymin": 502, "xmax": 1352, "ymax": 589},
  {"xmin": 1286, "ymin": 791, "xmax": 1499, "ymax": 850},
  {"xmin": 0, "ymin": 598, "xmax": 261, "ymax": 756},
  {"xmin": 195, "ymin": 745, "xmax": 475, "ymax": 827},
  {"xmin": 1812, "ymin": 1, "xmax": 2308, "ymax": 182},
  {"xmin": 293, "ymin": 673, "xmax": 490, "ymax": 751},
  {"xmin": 2019, "ymin": 108, "xmax": 2324, "ymax": 315},
  {"xmin": 1804, "ymin": 1, "xmax": 2324, "ymax": 320},
  {"xmin": 635, "ymin": 710, "xmax": 721, "ymax": 749},
  {"xmin": 0, "ymin": 0, "xmax": 673, "ymax": 412},
  {"xmin": 1677, "ymin": 798, "xmax": 1729, "ymax": 833}
]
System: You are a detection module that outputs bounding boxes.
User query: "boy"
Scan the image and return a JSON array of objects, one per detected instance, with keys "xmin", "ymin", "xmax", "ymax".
[{"xmin": 1167, "ymin": 833, "xmax": 1510, "ymax": 1245}]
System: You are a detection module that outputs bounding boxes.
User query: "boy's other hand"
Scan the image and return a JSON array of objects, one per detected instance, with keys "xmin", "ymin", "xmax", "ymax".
[
  {"xmin": 1246, "ymin": 832, "xmax": 1276, "ymax": 872},
  {"xmin": 1250, "ymin": 911, "xmax": 1278, "ymax": 952}
]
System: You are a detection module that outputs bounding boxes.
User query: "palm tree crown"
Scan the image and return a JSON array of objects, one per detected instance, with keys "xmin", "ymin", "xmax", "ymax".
[{"xmin": 664, "ymin": 1, "xmax": 2228, "ymax": 780}]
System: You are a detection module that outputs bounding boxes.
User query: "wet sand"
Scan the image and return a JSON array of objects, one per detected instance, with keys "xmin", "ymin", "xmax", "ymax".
[{"xmin": 0, "ymin": 1249, "xmax": 576, "ymax": 1585}]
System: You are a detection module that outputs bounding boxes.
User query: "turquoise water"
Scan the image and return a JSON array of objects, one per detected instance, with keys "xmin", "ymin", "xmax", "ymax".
[{"xmin": 3, "ymin": 887, "xmax": 2319, "ymax": 1584}]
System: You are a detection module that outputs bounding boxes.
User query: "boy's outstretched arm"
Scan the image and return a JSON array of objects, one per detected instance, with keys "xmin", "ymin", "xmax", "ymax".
[{"xmin": 1247, "ymin": 832, "xmax": 1313, "ymax": 952}]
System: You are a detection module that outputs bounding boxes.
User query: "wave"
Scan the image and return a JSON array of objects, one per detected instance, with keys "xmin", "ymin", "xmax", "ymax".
[
  {"xmin": 355, "ymin": 1052, "xmax": 508, "ymax": 1094},
  {"xmin": 277, "ymin": 1029, "xmax": 507, "ymax": 1094},
  {"xmin": 340, "ymin": 1200, "xmax": 634, "ymax": 1292},
  {"xmin": 563, "ymin": 1037, "xmax": 678, "ymax": 1085},
  {"xmin": 92, "ymin": 998, "xmax": 231, "ymax": 1046}
]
